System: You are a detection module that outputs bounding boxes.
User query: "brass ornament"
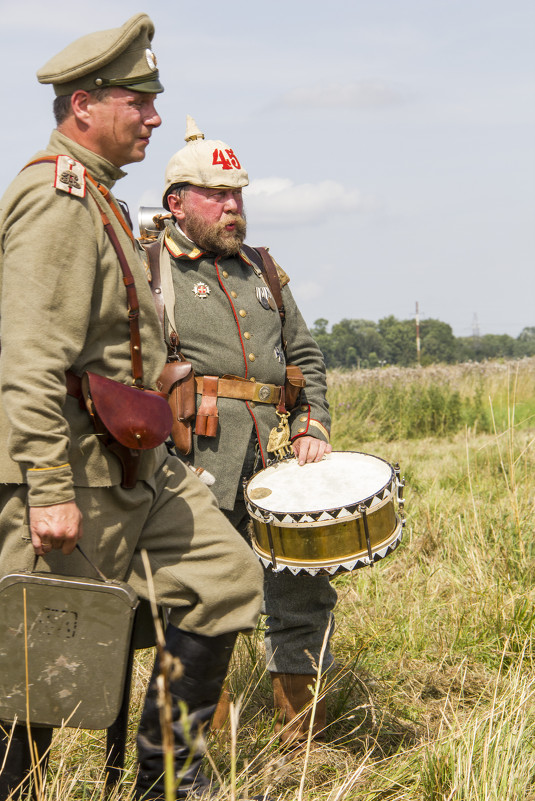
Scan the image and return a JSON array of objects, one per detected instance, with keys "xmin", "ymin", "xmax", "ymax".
[{"xmin": 267, "ymin": 411, "xmax": 292, "ymax": 460}]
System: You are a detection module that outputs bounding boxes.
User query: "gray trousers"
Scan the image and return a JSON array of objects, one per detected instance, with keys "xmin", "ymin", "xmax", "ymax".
[{"xmin": 223, "ymin": 439, "xmax": 337, "ymax": 675}]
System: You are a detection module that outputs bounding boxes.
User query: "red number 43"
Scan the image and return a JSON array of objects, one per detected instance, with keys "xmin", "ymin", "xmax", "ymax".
[{"xmin": 212, "ymin": 148, "xmax": 241, "ymax": 170}]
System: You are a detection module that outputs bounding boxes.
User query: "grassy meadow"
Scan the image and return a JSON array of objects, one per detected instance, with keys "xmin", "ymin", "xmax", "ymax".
[{"xmin": 7, "ymin": 358, "xmax": 535, "ymax": 800}]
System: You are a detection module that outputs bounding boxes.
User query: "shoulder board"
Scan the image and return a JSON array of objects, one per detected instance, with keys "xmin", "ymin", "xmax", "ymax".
[
  {"xmin": 53, "ymin": 155, "xmax": 86, "ymax": 197},
  {"xmin": 271, "ymin": 256, "xmax": 290, "ymax": 288}
]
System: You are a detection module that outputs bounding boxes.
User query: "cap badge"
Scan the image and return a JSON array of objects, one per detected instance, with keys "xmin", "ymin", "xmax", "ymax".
[
  {"xmin": 54, "ymin": 155, "xmax": 86, "ymax": 198},
  {"xmin": 193, "ymin": 281, "xmax": 210, "ymax": 299},
  {"xmin": 145, "ymin": 49, "xmax": 157, "ymax": 71}
]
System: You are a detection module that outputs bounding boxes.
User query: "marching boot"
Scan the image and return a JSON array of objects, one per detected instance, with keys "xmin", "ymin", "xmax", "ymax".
[
  {"xmin": 0, "ymin": 722, "xmax": 52, "ymax": 801},
  {"xmin": 210, "ymin": 687, "xmax": 232, "ymax": 733},
  {"xmin": 135, "ymin": 625, "xmax": 237, "ymax": 800},
  {"xmin": 271, "ymin": 673, "xmax": 327, "ymax": 748}
]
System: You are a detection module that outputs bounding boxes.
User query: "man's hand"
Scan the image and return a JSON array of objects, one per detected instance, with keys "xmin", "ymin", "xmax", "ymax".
[
  {"xmin": 292, "ymin": 436, "xmax": 333, "ymax": 466},
  {"xmin": 29, "ymin": 501, "xmax": 83, "ymax": 556}
]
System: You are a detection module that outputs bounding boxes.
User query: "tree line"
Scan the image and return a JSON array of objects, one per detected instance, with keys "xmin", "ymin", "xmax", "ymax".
[{"xmin": 310, "ymin": 317, "xmax": 535, "ymax": 368}]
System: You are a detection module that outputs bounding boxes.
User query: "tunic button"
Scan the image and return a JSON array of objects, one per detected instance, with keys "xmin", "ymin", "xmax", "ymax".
[
  {"xmin": 300, "ymin": 405, "xmax": 308, "ymax": 411},
  {"xmin": 239, "ymin": 309, "xmax": 247, "ymax": 317},
  {"xmin": 244, "ymin": 332, "xmax": 251, "ymax": 340},
  {"xmin": 299, "ymin": 415, "xmax": 307, "ymax": 422},
  {"xmin": 249, "ymin": 377, "xmax": 256, "ymax": 382},
  {"xmin": 298, "ymin": 427, "xmax": 306, "ymax": 433},
  {"xmin": 222, "ymin": 271, "xmax": 229, "ymax": 278},
  {"xmin": 249, "ymin": 354, "xmax": 256, "ymax": 361}
]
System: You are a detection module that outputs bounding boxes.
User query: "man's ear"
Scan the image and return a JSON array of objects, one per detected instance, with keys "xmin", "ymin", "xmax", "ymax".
[
  {"xmin": 167, "ymin": 193, "xmax": 186, "ymax": 221},
  {"xmin": 70, "ymin": 90, "xmax": 93, "ymax": 125}
]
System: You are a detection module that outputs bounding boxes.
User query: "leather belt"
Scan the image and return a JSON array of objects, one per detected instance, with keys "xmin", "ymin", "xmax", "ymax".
[{"xmin": 194, "ymin": 375, "xmax": 282, "ymax": 405}]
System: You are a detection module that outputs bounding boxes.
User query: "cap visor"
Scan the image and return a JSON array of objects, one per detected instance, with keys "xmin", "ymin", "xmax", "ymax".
[{"xmin": 125, "ymin": 77, "xmax": 164, "ymax": 93}]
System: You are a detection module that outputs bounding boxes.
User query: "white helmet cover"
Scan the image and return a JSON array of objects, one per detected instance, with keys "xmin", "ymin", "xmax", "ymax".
[{"xmin": 163, "ymin": 116, "xmax": 249, "ymax": 207}]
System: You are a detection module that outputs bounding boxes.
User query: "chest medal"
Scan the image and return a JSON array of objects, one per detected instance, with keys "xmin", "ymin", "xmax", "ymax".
[
  {"xmin": 256, "ymin": 286, "xmax": 276, "ymax": 311},
  {"xmin": 193, "ymin": 282, "xmax": 211, "ymax": 299}
]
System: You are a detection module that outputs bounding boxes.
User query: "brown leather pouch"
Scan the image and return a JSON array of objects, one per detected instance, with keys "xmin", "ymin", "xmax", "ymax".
[
  {"xmin": 285, "ymin": 364, "xmax": 306, "ymax": 410},
  {"xmin": 157, "ymin": 359, "xmax": 196, "ymax": 456},
  {"xmin": 81, "ymin": 372, "xmax": 173, "ymax": 487}
]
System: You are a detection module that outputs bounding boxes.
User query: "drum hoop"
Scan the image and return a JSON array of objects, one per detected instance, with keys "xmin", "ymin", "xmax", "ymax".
[{"xmin": 245, "ymin": 451, "xmax": 395, "ymax": 522}]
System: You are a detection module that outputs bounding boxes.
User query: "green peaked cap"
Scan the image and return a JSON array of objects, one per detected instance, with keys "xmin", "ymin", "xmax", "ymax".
[{"xmin": 37, "ymin": 13, "xmax": 163, "ymax": 96}]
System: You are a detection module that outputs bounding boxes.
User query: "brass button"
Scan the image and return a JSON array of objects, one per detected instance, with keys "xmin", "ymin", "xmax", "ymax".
[
  {"xmin": 249, "ymin": 401, "xmax": 256, "ymax": 408},
  {"xmin": 243, "ymin": 331, "xmax": 251, "ymax": 340},
  {"xmin": 298, "ymin": 427, "xmax": 306, "ymax": 433},
  {"xmin": 299, "ymin": 415, "xmax": 307, "ymax": 422},
  {"xmin": 249, "ymin": 377, "xmax": 256, "ymax": 382},
  {"xmin": 231, "ymin": 290, "xmax": 237, "ymax": 298},
  {"xmin": 249, "ymin": 353, "xmax": 256, "ymax": 361},
  {"xmin": 222, "ymin": 270, "xmax": 229, "ymax": 278},
  {"xmin": 239, "ymin": 309, "xmax": 247, "ymax": 317},
  {"xmin": 300, "ymin": 404, "xmax": 308, "ymax": 411}
]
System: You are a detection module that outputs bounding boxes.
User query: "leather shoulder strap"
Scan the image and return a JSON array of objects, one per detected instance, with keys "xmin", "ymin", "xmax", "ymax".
[{"xmin": 142, "ymin": 240, "xmax": 165, "ymax": 328}]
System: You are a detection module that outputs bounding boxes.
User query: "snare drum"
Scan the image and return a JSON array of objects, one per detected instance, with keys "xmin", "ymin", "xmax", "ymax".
[{"xmin": 244, "ymin": 451, "xmax": 404, "ymax": 575}]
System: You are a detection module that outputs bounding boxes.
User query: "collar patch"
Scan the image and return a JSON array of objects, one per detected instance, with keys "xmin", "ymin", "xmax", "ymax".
[{"xmin": 164, "ymin": 229, "xmax": 203, "ymax": 260}]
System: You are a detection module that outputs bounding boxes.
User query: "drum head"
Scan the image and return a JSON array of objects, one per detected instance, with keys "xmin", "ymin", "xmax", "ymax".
[{"xmin": 246, "ymin": 451, "xmax": 393, "ymax": 520}]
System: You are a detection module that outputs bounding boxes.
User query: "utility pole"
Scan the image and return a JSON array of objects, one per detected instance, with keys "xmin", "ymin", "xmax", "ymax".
[{"xmin": 415, "ymin": 302, "xmax": 421, "ymax": 365}]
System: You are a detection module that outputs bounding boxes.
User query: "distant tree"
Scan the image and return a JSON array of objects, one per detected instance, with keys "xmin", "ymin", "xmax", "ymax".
[
  {"xmin": 311, "ymin": 318, "xmax": 336, "ymax": 368},
  {"xmin": 378, "ymin": 316, "xmax": 417, "ymax": 365},
  {"xmin": 420, "ymin": 319, "xmax": 456, "ymax": 364}
]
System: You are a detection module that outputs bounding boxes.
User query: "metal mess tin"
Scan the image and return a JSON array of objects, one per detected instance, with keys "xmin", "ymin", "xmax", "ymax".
[{"xmin": 0, "ymin": 571, "xmax": 138, "ymax": 729}]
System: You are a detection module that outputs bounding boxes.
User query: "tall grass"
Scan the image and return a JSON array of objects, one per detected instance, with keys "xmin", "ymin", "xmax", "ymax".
[
  {"xmin": 328, "ymin": 358, "xmax": 535, "ymax": 445},
  {"xmin": 4, "ymin": 359, "xmax": 535, "ymax": 800}
]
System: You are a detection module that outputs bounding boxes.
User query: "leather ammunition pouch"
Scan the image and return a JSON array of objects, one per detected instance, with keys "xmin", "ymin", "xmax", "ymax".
[
  {"xmin": 285, "ymin": 364, "xmax": 306, "ymax": 411},
  {"xmin": 157, "ymin": 358, "xmax": 196, "ymax": 456},
  {"xmin": 81, "ymin": 371, "xmax": 173, "ymax": 488}
]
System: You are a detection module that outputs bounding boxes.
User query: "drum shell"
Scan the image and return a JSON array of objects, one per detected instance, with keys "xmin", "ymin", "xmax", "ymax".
[
  {"xmin": 250, "ymin": 496, "xmax": 399, "ymax": 571},
  {"xmin": 0, "ymin": 572, "xmax": 138, "ymax": 729}
]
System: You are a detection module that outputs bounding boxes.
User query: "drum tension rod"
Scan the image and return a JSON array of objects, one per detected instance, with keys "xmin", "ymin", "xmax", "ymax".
[
  {"xmin": 358, "ymin": 503, "xmax": 374, "ymax": 568},
  {"xmin": 394, "ymin": 463, "xmax": 406, "ymax": 525},
  {"xmin": 260, "ymin": 511, "xmax": 278, "ymax": 571}
]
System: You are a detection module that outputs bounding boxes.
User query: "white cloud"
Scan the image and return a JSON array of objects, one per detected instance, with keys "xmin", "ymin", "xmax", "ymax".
[
  {"xmin": 273, "ymin": 80, "xmax": 409, "ymax": 110},
  {"xmin": 244, "ymin": 177, "xmax": 368, "ymax": 227}
]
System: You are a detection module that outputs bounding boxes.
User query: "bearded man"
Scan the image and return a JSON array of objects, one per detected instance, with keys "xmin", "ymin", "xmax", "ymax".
[{"xmin": 150, "ymin": 117, "xmax": 336, "ymax": 747}]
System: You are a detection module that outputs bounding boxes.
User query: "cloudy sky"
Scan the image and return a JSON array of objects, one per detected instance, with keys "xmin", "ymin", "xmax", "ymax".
[{"xmin": 1, "ymin": 0, "xmax": 533, "ymax": 337}]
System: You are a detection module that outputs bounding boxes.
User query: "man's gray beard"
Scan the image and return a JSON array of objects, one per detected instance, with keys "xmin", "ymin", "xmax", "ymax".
[{"xmin": 185, "ymin": 211, "xmax": 247, "ymax": 257}]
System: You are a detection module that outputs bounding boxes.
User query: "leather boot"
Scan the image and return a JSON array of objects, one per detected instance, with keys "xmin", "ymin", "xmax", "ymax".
[
  {"xmin": 0, "ymin": 722, "xmax": 52, "ymax": 801},
  {"xmin": 135, "ymin": 625, "xmax": 237, "ymax": 800},
  {"xmin": 271, "ymin": 673, "xmax": 326, "ymax": 747},
  {"xmin": 210, "ymin": 687, "xmax": 232, "ymax": 733}
]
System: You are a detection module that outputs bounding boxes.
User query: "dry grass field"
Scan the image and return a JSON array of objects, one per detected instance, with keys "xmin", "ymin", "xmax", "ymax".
[{"xmin": 5, "ymin": 358, "xmax": 535, "ymax": 800}]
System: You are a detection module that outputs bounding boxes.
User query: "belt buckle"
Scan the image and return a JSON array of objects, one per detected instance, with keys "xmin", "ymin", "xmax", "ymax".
[{"xmin": 257, "ymin": 384, "xmax": 272, "ymax": 402}]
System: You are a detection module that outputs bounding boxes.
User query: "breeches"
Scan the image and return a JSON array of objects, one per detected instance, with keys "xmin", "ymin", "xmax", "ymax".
[{"xmin": 0, "ymin": 454, "xmax": 263, "ymax": 638}]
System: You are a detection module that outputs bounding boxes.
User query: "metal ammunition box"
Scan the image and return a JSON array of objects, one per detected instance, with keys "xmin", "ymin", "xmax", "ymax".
[{"xmin": 0, "ymin": 572, "xmax": 138, "ymax": 729}]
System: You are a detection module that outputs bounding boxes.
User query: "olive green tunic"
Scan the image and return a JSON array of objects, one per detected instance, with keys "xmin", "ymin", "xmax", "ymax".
[
  {"xmin": 0, "ymin": 130, "xmax": 168, "ymax": 505},
  {"xmin": 162, "ymin": 222, "xmax": 331, "ymax": 511}
]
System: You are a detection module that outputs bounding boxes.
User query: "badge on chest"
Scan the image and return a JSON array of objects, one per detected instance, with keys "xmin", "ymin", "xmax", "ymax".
[
  {"xmin": 193, "ymin": 281, "xmax": 210, "ymax": 298},
  {"xmin": 256, "ymin": 285, "xmax": 276, "ymax": 311}
]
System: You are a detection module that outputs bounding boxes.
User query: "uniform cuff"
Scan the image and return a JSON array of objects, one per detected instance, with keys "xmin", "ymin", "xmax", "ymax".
[
  {"xmin": 26, "ymin": 463, "xmax": 76, "ymax": 506},
  {"xmin": 290, "ymin": 406, "xmax": 330, "ymax": 442}
]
